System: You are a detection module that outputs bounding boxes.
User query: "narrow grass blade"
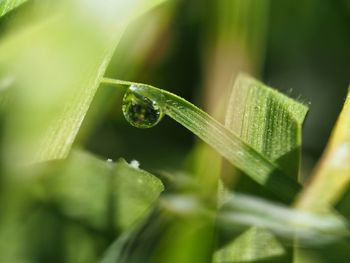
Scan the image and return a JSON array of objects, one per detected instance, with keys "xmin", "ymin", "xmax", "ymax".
[
  {"xmin": 101, "ymin": 77, "xmax": 302, "ymax": 202},
  {"xmin": 0, "ymin": 0, "xmax": 26, "ymax": 17},
  {"xmin": 297, "ymin": 87, "xmax": 350, "ymax": 212},
  {"xmin": 294, "ymin": 86, "xmax": 350, "ymax": 263}
]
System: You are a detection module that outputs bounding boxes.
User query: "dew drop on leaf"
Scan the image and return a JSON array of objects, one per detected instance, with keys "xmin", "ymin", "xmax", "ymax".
[{"xmin": 122, "ymin": 85, "xmax": 164, "ymax": 128}]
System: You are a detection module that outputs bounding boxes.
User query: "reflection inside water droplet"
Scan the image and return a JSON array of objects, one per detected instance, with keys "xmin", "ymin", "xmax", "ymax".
[{"xmin": 122, "ymin": 85, "xmax": 164, "ymax": 128}]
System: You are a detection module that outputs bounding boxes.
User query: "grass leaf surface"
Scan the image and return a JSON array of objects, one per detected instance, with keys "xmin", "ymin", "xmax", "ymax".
[{"xmin": 101, "ymin": 76, "xmax": 303, "ymax": 202}]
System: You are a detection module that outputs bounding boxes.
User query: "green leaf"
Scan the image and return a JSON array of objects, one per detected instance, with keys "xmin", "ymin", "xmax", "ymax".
[
  {"xmin": 214, "ymin": 227, "xmax": 286, "ymax": 262},
  {"xmin": 297, "ymin": 87, "xmax": 350, "ymax": 212},
  {"xmin": 0, "ymin": 149, "xmax": 163, "ymax": 262},
  {"xmin": 225, "ymin": 74, "xmax": 308, "ymax": 178},
  {"xmin": 215, "ymin": 73, "xmax": 308, "ymax": 262},
  {"xmin": 62, "ymin": 223, "xmax": 103, "ymax": 263},
  {"xmin": 0, "ymin": 0, "xmax": 167, "ymax": 166},
  {"xmin": 294, "ymin": 86, "xmax": 350, "ymax": 263},
  {"xmin": 99, "ymin": 227, "xmax": 135, "ymax": 263},
  {"xmin": 42, "ymin": 149, "xmax": 164, "ymax": 231},
  {"xmin": 0, "ymin": 0, "xmax": 27, "ymax": 17},
  {"xmin": 161, "ymin": 193, "xmax": 348, "ymax": 247},
  {"xmin": 113, "ymin": 158, "xmax": 165, "ymax": 230},
  {"xmin": 101, "ymin": 76, "xmax": 302, "ymax": 202},
  {"xmin": 41, "ymin": 150, "xmax": 114, "ymax": 230}
]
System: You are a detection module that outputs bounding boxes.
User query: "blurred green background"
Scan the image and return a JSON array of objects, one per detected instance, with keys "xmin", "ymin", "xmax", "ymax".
[{"xmin": 0, "ymin": 0, "xmax": 349, "ymax": 262}]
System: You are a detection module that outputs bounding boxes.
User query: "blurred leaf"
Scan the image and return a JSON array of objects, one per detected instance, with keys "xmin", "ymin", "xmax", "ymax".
[
  {"xmin": 0, "ymin": 0, "xmax": 27, "ymax": 17},
  {"xmin": 41, "ymin": 150, "xmax": 114, "ymax": 231},
  {"xmin": 62, "ymin": 223, "xmax": 105, "ymax": 263},
  {"xmin": 294, "ymin": 87, "xmax": 350, "ymax": 262},
  {"xmin": 99, "ymin": 210, "xmax": 168, "ymax": 263},
  {"xmin": 102, "ymin": 77, "xmax": 302, "ymax": 202},
  {"xmin": 100, "ymin": 206, "xmax": 215, "ymax": 263},
  {"xmin": 99, "ymin": 227, "xmax": 134, "ymax": 263},
  {"xmin": 113, "ymin": 158, "xmax": 164, "ymax": 230},
  {"xmin": 297, "ymin": 86, "xmax": 350, "ymax": 212},
  {"xmin": 294, "ymin": 241, "xmax": 350, "ymax": 263},
  {"xmin": 201, "ymin": 0, "xmax": 270, "ymax": 117},
  {"xmin": 0, "ymin": 149, "xmax": 163, "ymax": 262},
  {"xmin": 161, "ymin": 193, "xmax": 349, "ymax": 247},
  {"xmin": 217, "ymin": 193, "xmax": 348, "ymax": 246},
  {"xmin": 77, "ymin": 4, "xmax": 173, "ymax": 144},
  {"xmin": 42, "ymin": 149, "xmax": 164, "ymax": 232},
  {"xmin": 0, "ymin": 0, "xmax": 167, "ymax": 166},
  {"xmin": 214, "ymin": 227, "xmax": 286, "ymax": 262}
]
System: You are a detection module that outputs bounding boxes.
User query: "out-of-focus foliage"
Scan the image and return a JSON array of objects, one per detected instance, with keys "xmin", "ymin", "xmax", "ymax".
[
  {"xmin": 293, "ymin": 87, "xmax": 350, "ymax": 263},
  {"xmin": 0, "ymin": 0, "xmax": 166, "ymax": 165},
  {"xmin": 0, "ymin": 0, "xmax": 349, "ymax": 262},
  {"xmin": 0, "ymin": 149, "xmax": 163, "ymax": 262},
  {"xmin": 0, "ymin": 0, "xmax": 27, "ymax": 17},
  {"xmin": 298, "ymin": 89, "xmax": 350, "ymax": 212},
  {"xmin": 42, "ymin": 150, "xmax": 164, "ymax": 231},
  {"xmin": 215, "ymin": 73, "xmax": 307, "ymax": 262}
]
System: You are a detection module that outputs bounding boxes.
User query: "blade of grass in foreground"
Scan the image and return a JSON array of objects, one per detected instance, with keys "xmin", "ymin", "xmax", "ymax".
[
  {"xmin": 101, "ymin": 77, "xmax": 301, "ymax": 202},
  {"xmin": 0, "ymin": 0, "xmax": 27, "ymax": 17}
]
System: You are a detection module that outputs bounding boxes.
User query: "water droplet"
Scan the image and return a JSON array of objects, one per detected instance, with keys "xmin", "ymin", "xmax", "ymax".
[
  {"xmin": 122, "ymin": 85, "xmax": 164, "ymax": 128},
  {"xmin": 130, "ymin": 159, "xmax": 140, "ymax": 169}
]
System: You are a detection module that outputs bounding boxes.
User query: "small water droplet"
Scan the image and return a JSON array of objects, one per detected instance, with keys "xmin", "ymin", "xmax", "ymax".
[
  {"xmin": 130, "ymin": 159, "xmax": 140, "ymax": 169},
  {"xmin": 122, "ymin": 85, "xmax": 164, "ymax": 128}
]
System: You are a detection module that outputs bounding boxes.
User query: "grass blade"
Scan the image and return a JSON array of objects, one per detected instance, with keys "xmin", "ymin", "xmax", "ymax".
[
  {"xmin": 297, "ymin": 87, "xmax": 350, "ymax": 212},
  {"xmin": 0, "ymin": 0, "xmax": 27, "ymax": 17},
  {"xmin": 294, "ymin": 87, "xmax": 350, "ymax": 263},
  {"xmin": 101, "ymin": 77, "xmax": 302, "ymax": 202}
]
